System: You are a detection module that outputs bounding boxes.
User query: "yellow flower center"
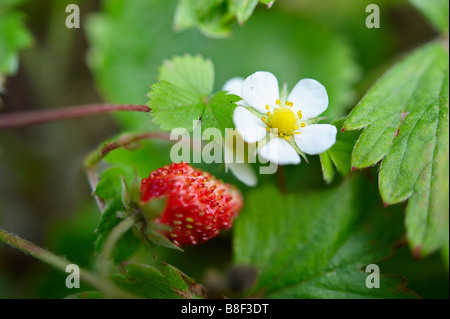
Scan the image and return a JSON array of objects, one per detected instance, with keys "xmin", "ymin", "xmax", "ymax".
[{"xmin": 262, "ymin": 99, "xmax": 304, "ymax": 140}]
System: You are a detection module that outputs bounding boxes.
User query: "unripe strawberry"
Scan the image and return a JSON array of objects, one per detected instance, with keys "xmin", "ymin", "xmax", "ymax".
[{"xmin": 140, "ymin": 162, "xmax": 243, "ymax": 247}]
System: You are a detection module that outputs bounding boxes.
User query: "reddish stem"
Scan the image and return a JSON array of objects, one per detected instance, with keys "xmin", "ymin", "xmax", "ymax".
[{"xmin": 0, "ymin": 104, "xmax": 150, "ymax": 129}]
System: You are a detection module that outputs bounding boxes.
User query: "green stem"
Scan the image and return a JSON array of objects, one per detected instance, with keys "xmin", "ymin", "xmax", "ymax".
[
  {"xmin": 84, "ymin": 132, "xmax": 171, "ymax": 169},
  {"xmin": 99, "ymin": 215, "xmax": 142, "ymax": 278},
  {"xmin": 0, "ymin": 228, "xmax": 134, "ymax": 299}
]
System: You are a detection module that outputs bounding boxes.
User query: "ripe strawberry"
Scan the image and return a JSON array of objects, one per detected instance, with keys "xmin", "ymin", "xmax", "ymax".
[{"xmin": 140, "ymin": 162, "xmax": 243, "ymax": 247}]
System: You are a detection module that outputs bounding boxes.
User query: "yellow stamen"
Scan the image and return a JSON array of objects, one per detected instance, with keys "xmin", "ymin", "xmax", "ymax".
[
  {"xmin": 295, "ymin": 132, "xmax": 301, "ymax": 134},
  {"xmin": 289, "ymin": 102, "xmax": 294, "ymax": 107},
  {"xmin": 266, "ymin": 106, "xmax": 298, "ymax": 137},
  {"xmin": 294, "ymin": 126, "xmax": 299, "ymax": 130},
  {"xmin": 297, "ymin": 111, "xmax": 302, "ymax": 119},
  {"xmin": 262, "ymin": 117, "xmax": 266, "ymax": 122},
  {"xmin": 284, "ymin": 135, "xmax": 290, "ymax": 140},
  {"xmin": 267, "ymin": 112, "xmax": 271, "ymax": 116},
  {"xmin": 285, "ymin": 101, "xmax": 290, "ymax": 106},
  {"xmin": 265, "ymin": 105, "xmax": 270, "ymax": 110},
  {"xmin": 276, "ymin": 99, "xmax": 281, "ymax": 105},
  {"xmin": 266, "ymin": 127, "xmax": 270, "ymax": 131},
  {"xmin": 301, "ymin": 123, "xmax": 306, "ymax": 128}
]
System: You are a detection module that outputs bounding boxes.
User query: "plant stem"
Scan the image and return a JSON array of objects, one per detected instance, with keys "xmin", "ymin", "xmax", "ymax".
[
  {"xmin": 276, "ymin": 165, "xmax": 288, "ymax": 194},
  {"xmin": 0, "ymin": 228, "xmax": 134, "ymax": 298},
  {"xmin": 99, "ymin": 215, "xmax": 142, "ymax": 278},
  {"xmin": 84, "ymin": 132, "xmax": 171, "ymax": 169},
  {"xmin": 0, "ymin": 104, "xmax": 150, "ymax": 129}
]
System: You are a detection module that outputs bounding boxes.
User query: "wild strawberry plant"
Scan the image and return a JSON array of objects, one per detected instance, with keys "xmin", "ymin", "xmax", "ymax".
[{"xmin": 0, "ymin": 0, "xmax": 448, "ymax": 299}]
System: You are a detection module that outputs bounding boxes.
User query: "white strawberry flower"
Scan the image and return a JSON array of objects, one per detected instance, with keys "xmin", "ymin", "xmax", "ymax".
[
  {"xmin": 221, "ymin": 78, "xmax": 257, "ymax": 187},
  {"xmin": 230, "ymin": 71, "xmax": 337, "ymax": 165}
]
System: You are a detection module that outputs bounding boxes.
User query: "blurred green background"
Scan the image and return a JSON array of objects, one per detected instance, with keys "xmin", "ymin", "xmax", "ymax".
[{"xmin": 0, "ymin": 0, "xmax": 448, "ymax": 298}]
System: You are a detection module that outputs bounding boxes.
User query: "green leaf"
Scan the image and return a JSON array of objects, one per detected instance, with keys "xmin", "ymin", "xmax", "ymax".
[
  {"xmin": 229, "ymin": 0, "xmax": 259, "ymax": 25},
  {"xmin": 409, "ymin": 0, "xmax": 449, "ymax": 33},
  {"xmin": 161, "ymin": 262, "xmax": 207, "ymax": 298},
  {"xmin": 86, "ymin": 0, "xmax": 358, "ymax": 131},
  {"xmin": 201, "ymin": 91, "xmax": 240, "ymax": 133},
  {"xmin": 344, "ymin": 42, "xmax": 449, "ymax": 257},
  {"xmin": 159, "ymin": 54, "xmax": 214, "ymax": 97},
  {"xmin": 0, "ymin": 10, "xmax": 33, "ymax": 76},
  {"xmin": 149, "ymin": 80, "xmax": 205, "ymax": 132},
  {"xmin": 95, "ymin": 166, "xmax": 132, "ymax": 200},
  {"xmin": 319, "ymin": 118, "xmax": 360, "ymax": 183},
  {"xmin": 173, "ymin": 0, "xmax": 198, "ymax": 31},
  {"xmin": 174, "ymin": 0, "xmax": 231, "ymax": 38},
  {"xmin": 94, "ymin": 164, "xmax": 139, "ymax": 260},
  {"xmin": 149, "ymin": 55, "xmax": 239, "ymax": 135},
  {"xmin": 111, "ymin": 263, "xmax": 205, "ymax": 299},
  {"xmin": 319, "ymin": 151, "xmax": 335, "ymax": 184},
  {"xmin": 229, "ymin": 0, "xmax": 276, "ymax": 25},
  {"xmin": 174, "ymin": 0, "xmax": 276, "ymax": 37},
  {"xmin": 93, "ymin": 140, "xmax": 175, "ymax": 256},
  {"xmin": 233, "ymin": 177, "xmax": 418, "ymax": 299},
  {"xmin": 94, "ymin": 199, "xmax": 141, "ymax": 263}
]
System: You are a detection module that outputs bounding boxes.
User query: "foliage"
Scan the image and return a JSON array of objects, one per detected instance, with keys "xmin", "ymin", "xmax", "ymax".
[
  {"xmin": 344, "ymin": 42, "xmax": 449, "ymax": 258},
  {"xmin": 0, "ymin": 0, "xmax": 448, "ymax": 300},
  {"xmin": 86, "ymin": 0, "xmax": 359, "ymax": 131},
  {"xmin": 174, "ymin": 0, "xmax": 276, "ymax": 37},
  {"xmin": 149, "ymin": 54, "xmax": 240, "ymax": 135},
  {"xmin": 0, "ymin": 0, "xmax": 32, "ymax": 94},
  {"xmin": 234, "ymin": 177, "xmax": 417, "ymax": 298}
]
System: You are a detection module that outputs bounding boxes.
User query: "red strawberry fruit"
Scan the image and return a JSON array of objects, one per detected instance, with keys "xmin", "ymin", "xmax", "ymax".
[{"xmin": 140, "ymin": 162, "xmax": 243, "ymax": 247}]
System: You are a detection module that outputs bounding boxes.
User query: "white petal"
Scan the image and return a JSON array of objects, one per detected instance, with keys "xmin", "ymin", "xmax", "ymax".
[
  {"xmin": 233, "ymin": 106, "xmax": 266, "ymax": 143},
  {"xmin": 288, "ymin": 79, "xmax": 328, "ymax": 120},
  {"xmin": 227, "ymin": 163, "xmax": 257, "ymax": 186},
  {"xmin": 294, "ymin": 124, "xmax": 337, "ymax": 155},
  {"xmin": 241, "ymin": 71, "xmax": 279, "ymax": 113},
  {"xmin": 258, "ymin": 138, "xmax": 301, "ymax": 165},
  {"xmin": 222, "ymin": 77, "xmax": 244, "ymax": 96}
]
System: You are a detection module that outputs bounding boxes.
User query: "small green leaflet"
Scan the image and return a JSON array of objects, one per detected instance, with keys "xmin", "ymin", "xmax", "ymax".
[
  {"xmin": 174, "ymin": 0, "xmax": 276, "ymax": 37},
  {"xmin": 233, "ymin": 177, "xmax": 418, "ymax": 299},
  {"xmin": 409, "ymin": 0, "xmax": 449, "ymax": 34},
  {"xmin": 229, "ymin": 0, "xmax": 259, "ymax": 25},
  {"xmin": 174, "ymin": 0, "xmax": 231, "ymax": 38},
  {"xmin": 111, "ymin": 263, "xmax": 206, "ymax": 299},
  {"xmin": 94, "ymin": 165, "xmax": 139, "ymax": 261},
  {"xmin": 319, "ymin": 118, "xmax": 360, "ymax": 184},
  {"xmin": 0, "ymin": 10, "xmax": 32, "ymax": 76},
  {"xmin": 343, "ymin": 41, "xmax": 449, "ymax": 258},
  {"xmin": 159, "ymin": 54, "xmax": 214, "ymax": 96},
  {"xmin": 229, "ymin": 0, "xmax": 276, "ymax": 25},
  {"xmin": 65, "ymin": 263, "xmax": 206, "ymax": 299},
  {"xmin": 149, "ymin": 54, "xmax": 240, "ymax": 135},
  {"xmin": 93, "ymin": 140, "xmax": 184, "ymax": 256}
]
